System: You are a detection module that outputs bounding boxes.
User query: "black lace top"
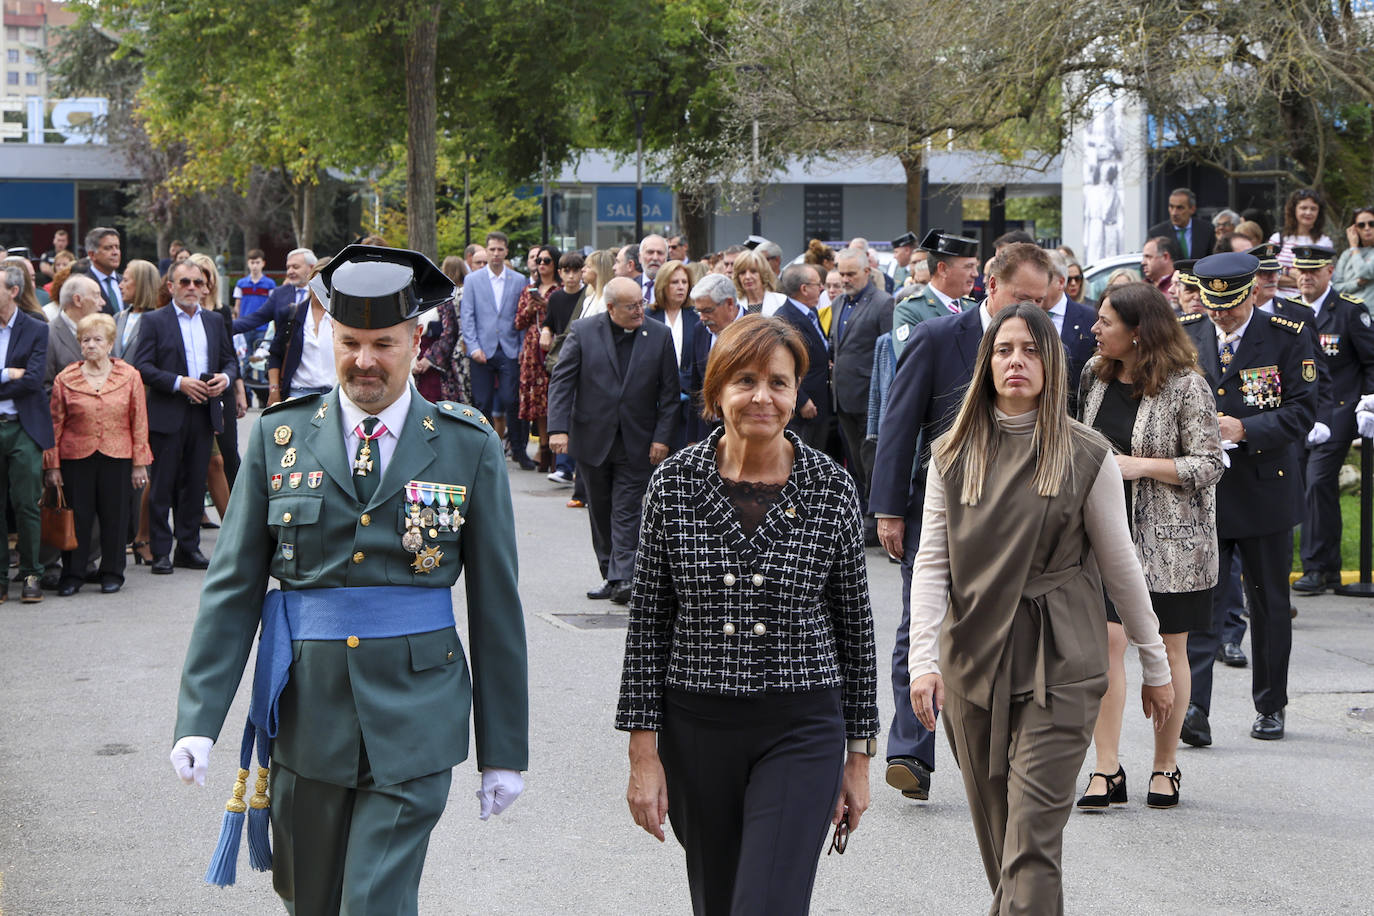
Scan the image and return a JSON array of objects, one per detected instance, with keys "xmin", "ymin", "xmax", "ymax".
[{"xmin": 720, "ymin": 477, "xmax": 787, "ymax": 534}]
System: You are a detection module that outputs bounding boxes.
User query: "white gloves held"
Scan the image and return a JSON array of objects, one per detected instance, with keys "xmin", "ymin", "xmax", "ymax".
[
  {"xmin": 170, "ymin": 735, "xmax": 213, "ymax": 786},
  {"xmin": 477, "ymin": 768, "xmax": 524, "ymax": 820},
  {"xmin": 1307, "ymin": 422, "xmax": 1332, "ymax": 446},
  {"xmin": 1357, "ymin": 394, "xmax": 1374, "ymax": 438}
]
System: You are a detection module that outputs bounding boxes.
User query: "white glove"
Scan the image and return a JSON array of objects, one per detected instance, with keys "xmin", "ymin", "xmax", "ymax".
[
  {"xmin": 1357, "ymin": 394, "xmax": 1374, "ymax": 415},
  {"xmin": 170, "ymin": 736, "xmax": 213, "ymax": 786},
  {"xmin": 1220, "ymin": 439, "xmax": 1237, "ymax": 468},
  {"xmin": 1307, "ymin": 422, "xmax": 1332, "ymax": 446},
  {"xmin": 1359, "ymin": 403, "xmax": 1374, "ymax": 439},
  {"xmin": 476, "ymin": 768, "xmax": 524, "ymax": 820}
]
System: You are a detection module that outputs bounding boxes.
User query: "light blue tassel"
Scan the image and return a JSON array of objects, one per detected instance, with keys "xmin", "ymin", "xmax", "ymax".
[
  {"xmin": 203, "ymin": 769, "xmax": 249, "ymax": 887},
  {"xmin": 246, "ymin": 764, "xmax": 272, "ymax": 872}
]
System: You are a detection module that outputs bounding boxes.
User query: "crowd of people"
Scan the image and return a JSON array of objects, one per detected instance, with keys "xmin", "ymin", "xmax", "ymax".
[{"xmin": 4, "ymin": 186, "xmax": 1371, "ymax": 913}]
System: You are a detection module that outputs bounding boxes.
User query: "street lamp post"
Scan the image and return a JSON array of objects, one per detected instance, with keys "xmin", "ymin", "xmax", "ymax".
[
  {"xmin": 737, "ymin": 65, "xmax": 766, "ymax": 237},
  {"xmin": 626, "ymin": 90, "xmax": 653, "ymax": 241}
]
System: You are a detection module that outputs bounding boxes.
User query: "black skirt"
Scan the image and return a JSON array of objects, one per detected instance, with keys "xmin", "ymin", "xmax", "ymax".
[{"xmin": 1106, "ymin": 588, "xmax": 1212, "ymax": 635}]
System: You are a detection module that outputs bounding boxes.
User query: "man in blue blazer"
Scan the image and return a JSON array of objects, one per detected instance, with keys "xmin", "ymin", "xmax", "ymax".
[
  {"xmin": 0, "ymin": 264, "xmax": 54, "ymax": 602},
  {"xmin": 459, "ymin": 232, "xmax": 530, "ymax": 466},
  {"xmin": 870, "ymin": 242, "xmax": 1053, "ymax": 801},
  {"xmin": 775, "ymin": 263, "xmax": 832, "ymax": 449},
  {"xmin": 1045, "ymin": 251, "xmax": 1099, "ymax": 415},
  {"xmin": 232, "ymin": 249, "xmax": 316, "ymax": 404},
  {"xmin": 133, "ymin": 260, "xmax": 238, "ymax": 574}
]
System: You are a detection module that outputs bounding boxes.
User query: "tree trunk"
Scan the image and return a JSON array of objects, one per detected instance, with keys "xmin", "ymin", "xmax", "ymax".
[
  {"xmin": 404, "ymin": 3, "xmax": 441, "ymax": 260},
  {"xmin": 899, "ymin": 147, "xmax": 924, "ymax": 235},
  {"xmin": 300, "ymin": 182, "xmax": 315, "ymax": 250},
  {"xmin": 678, "ymin": 188, "xmax": 712, "ymax": 263}
]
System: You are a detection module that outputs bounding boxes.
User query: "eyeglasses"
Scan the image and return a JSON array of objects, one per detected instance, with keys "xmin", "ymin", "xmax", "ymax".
[
  {"xmin": 534, "ymin": 257, "xmax": 553, "ymax": 265},
  {"xmin": 827, "ymin": 813, "xmax": 849, "ymax": 856},
  {"xmin": 1066, "ymin": 274, "xmax": 1084, "ymax": 282},
  {"xmin": 175, "ymin": 277, "xmax": 207, "ymax": 288},
  {"xmin": 1357, "ymin": 221, "xmax": 1374, "ymax": 229},
  {"xmin": 614, "ymin": 302, "xmax": 645, "ymax": 313}
]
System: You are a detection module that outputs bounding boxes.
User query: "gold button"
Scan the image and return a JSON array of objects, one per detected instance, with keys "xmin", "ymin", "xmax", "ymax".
[
  {"xmin": 346, "ymin": 635, "xmax": 359, "ymax": 648},
  {"xmin": 751, "ymin": 573, "xmax": 764, "ymax": 587},
  {"xmin": 1278, "ymin": 470, "xmax": 1284, "ymax": 477},
  {"xmin": 723, "ymin": 622, "xmax": 736, "ymax": 635},
  {"xmin": 282, "ymin": 511, "xmax": 292, "ymax": 523},
  {"xmin": 352, "ymin": 551, "xmax": 365, "ymax": 564},
  {"xmin": 446, "ymin": 650, "xmax": 454, "ymax": 660},
  {"xmin": 723, "ymin": 573, "xmax": 737, "ymax": 586},
  {"xmin": 785, "ymin": 507, "xmax": 796, "ymax": 518},
  {"xmin": 1217, "ymin": 388, "xmax": 1225, "ymax": 396},
  {"xmin": 360, "ymin": 513, "xmax": 371, "ymax": 526},
  {"xmin": 429, "ymin": 528, "xmax": 439, "ymax": 538},
  {"xmin": 752, "ymin": 622, "xmax": 767, "ymax": 636}
]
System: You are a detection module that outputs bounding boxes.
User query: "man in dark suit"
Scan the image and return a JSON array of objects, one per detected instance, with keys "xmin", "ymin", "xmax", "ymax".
[
  {"xmin": 0, "ymin": 264, "xmax": 53, "ymax": 603},
  {"xmin": 831, "ymin": 246, "xmax": 895, "ymax": 506},
  {"xmin": 775, "ymin": 263, "xmax": 831, "ymax": 449},
  {"xmin": 1147, "ymin": 187, "xmax": 1215, "ymax": 261},
  {"xmin": 83, "ymin": 227, "xmax": 123, "ymax": 316},
  {"xmin": 44, "ymin": 275, "xmax": 103, "ymax": 391},
  {"xmin": 870, "ymin": 242, "xmax": 1053, "ymax": 800},
  {"xmin": 684, "ymin": 273, "xmax": 743, "ymax": 443},
  {"xmin": 459, "ymin": 232, "xmax": 530, "ymax": 467},
  {"xmin": 133, "ymin": 260, "xmax": 238, "ymax": 574},
  {"xmin": 1045, "ymin": 250, "xmax": 1098, "ymax": 413},
  {"xmin": 1180, "ymin": 252, "xmax": 1315, "ymax": 744},
  {"xmin": 548, "ymin": 277, "xmax": 681, "ymax": 604}
]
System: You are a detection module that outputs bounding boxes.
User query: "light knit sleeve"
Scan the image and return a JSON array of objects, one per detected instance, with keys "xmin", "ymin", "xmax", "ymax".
[
  {"xmin": 1083, "ymin": 455, "xmax": 1171, "ymax": 685},
  {"xmin": 907, "ymin": 459, "xmax": 950, "ymax": 680}
]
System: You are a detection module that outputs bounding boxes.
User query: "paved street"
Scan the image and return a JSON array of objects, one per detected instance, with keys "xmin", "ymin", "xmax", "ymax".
[{"xmin": 2, "ymin": 414, "xmax": 1373, "ymax": 914}]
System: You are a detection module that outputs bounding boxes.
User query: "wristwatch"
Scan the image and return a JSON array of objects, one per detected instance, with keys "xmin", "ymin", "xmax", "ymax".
[{"xmin": 846, "ymin": 737, "xmax": 878, "ymax": 757}]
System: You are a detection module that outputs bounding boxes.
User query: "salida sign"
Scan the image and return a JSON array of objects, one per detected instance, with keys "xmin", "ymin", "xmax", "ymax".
[{"xmin": 597, "ymin": 186, "xmax": 673, "ymax": 223}]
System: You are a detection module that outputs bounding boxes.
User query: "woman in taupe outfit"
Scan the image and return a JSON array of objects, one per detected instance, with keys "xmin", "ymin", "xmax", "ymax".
[
  {"xmin": 1078, "ymin": 283, "xmax": 1223, "ymax": 810},
  {"xmin": 909, "ymin": 304, "xmax": 1173, "ymax": 915}
]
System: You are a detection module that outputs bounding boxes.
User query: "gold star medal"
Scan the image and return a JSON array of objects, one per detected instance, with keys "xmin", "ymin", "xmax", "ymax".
[
  {"xmin": 411, "ymin": 545, "xmax": 443, "ymax": 574},
  {"xmin": 273, "ymin": 425, "xmax": 292, "ymax": 446}
]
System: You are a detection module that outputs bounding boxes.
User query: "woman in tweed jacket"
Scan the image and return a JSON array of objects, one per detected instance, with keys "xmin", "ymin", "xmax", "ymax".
[
  {"xmin": 616, "ymin": 316, "xmax": 879, "ymax": 916},
  {"xmin": 1078, "ymin": 282, "xmax": 1223, "ymax": 809}
]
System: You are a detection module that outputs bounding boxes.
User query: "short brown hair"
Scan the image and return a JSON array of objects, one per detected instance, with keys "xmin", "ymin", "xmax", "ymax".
[
  {"xmin": 246, "ymin": 248, "xmax": 266, "ymax": 261},
  {"xmin": 988, "ymin": 241, "xmax": 1052, "ymax": 284},
  {"xmin": 700, "ymin": 315, "xmax": 808, "ymax": 421}
]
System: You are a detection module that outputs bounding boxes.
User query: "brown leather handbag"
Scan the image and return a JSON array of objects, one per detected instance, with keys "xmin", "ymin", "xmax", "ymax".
[{"xmin": 40, "ymin": 486, "xmax": 78, "ymax": 551}]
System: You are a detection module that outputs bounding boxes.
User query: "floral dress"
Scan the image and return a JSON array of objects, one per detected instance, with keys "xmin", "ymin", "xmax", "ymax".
[{"xmin": 516, "ymin": 282, "xmax": 556, "ymax": 420}]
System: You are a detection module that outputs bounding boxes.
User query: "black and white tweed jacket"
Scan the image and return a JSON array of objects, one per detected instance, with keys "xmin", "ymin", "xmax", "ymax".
[{"xmin": 615, "ymin": 427, "xmax": 879, "ymax": 738}]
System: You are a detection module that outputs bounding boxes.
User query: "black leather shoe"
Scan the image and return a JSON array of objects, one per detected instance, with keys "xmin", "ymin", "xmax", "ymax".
[
  {"xmin": 609, "ymin": 582, "xmax": 633, "ymax": 605},
  {"xmin": 1146, "ymin": 766, "xmax": 1181, "ymax": 808},
  {"xmin": 885, "ymin": 756, "xmax": 932, "ymax": 800},
  {"xmin": 39, "ymin": 569, "xmax": 61, "ymax": 591},
  {"xmin": 1076, "ymin": 765, "xmax": 1127, "ymax": 809},
  {"xmin": 20, "ymin": 575, "xmax": 43, "ymax": 602},
  {"xmin": 586, "ymin": 580, "xmax": 614, "ymax": 600},
  {"xmin": 100, "ymin": 576, "xmax": 122, "ymax": 594},
  {"xmin": 1219, "ymin": 642, "xmax": 1248, "ymax": 668},
  {"xmin": 1180, "ymin": 704, "xmax": 1212, "ymax": 747},
  {"xmin": 57, "ymin": 579, "xmax": 81, "ymax": 597},
  {"xmin": 1292, "ymin": 571, "xmax": 1328, "ymax": 594},
  {"xmin": 150, "ymin": 555, "xmax": 174, "ymax": 575},
  {"xmin": 1251, "ymin": 710, "xmax": 1285, "ymax": 740},
  {"xmin": 173, "ymin": 549, "xmax": 210, "ymax": 569}
]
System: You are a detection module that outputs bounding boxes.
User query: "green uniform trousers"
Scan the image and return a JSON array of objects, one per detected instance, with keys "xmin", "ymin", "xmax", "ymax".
[
  {"xmin": 270, "ymin": 754, "xmax": 452, "ymax": 916},
  {"xmin": 0, "ymin": 420, "xmax": 43, "ymax": 579}
]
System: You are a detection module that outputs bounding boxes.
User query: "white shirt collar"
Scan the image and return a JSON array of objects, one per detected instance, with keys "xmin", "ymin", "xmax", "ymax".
[
  {"xmin": 175, "ymin": 302, "xmax": 202, "ymax": 318},
  {"xmin": 1216, "ymin": 308, "xmax": 1255, "ymax": 343},
  {"xmin": 486, "ymin": 263, "xmax": 507, "ymax": 281},
  {"xmin": 1046, "ymin": 293, "xmax": 1067, "ymax": 319},
  {"xmin": 980, "ymin": 302, "xmax": 996, "ymax": 333},
  {"xmin": 340, "ymin": 383, "xmax": 412, "ymax": 441},
  {"xmin": 928, "ymin": 283, "xmax": 957, "ymax": 309}
]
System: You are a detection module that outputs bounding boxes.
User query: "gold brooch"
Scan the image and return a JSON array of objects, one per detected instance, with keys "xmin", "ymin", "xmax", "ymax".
[
  {"xmin": 281, "ymin": 447, "xmax": 297, "ymax": 468},
  {"xmin": 273, "ymin": 425, "xmax": 292, "ymax": 446},
  {"xmin": 411, "ymin": 545, "xmax": 444, "ymax": 574}
]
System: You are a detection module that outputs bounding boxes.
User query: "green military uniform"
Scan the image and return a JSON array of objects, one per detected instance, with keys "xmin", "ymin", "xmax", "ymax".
[
  {"xmin": 891, "ymin": 285, "xmax": 973, "ymax": 360},
  {"xmin": 174, "ymin": 245, "xmax": 527, "ymax": 915}
]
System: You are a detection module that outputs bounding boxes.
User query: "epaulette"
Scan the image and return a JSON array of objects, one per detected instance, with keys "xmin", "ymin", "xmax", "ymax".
[
  {"xmin": 435, "ymin": 401, "xmax": 494, "ymax": 432},
  {"xmin": 262, "ymin": 391, "xmax": 322, "ymax": 415},
  {"xmin": 1178, "ymin": 312, "xmax": 1206, "ymax": 324},
  {"xmin": 1267, "ymin": 313, "xmax": 1305, "ymax": 335}
]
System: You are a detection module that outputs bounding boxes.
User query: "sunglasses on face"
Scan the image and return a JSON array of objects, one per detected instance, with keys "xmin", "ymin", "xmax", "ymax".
[
  {"xmin": 534, "ymin": 257, "xmax": 553, "ymax": 265},
  {"xmin": 1357, "ymin": 221, "xmax": 1374, "ymax": 229},
  {"xmin": 1067, "ymin": 274, "xmax": 1083, "ymax": 282},
  {"xmin": 176, "ymin": 277, "xmax": 207, "ymax": 288}
]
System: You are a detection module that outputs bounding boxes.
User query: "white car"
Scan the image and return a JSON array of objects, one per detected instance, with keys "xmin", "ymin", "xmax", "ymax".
[{"xmin": 1082, "ymin": 253, "xmax": 1144, "ymax": 303}]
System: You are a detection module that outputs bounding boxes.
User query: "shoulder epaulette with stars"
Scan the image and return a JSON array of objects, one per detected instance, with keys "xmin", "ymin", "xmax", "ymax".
[
  {"xmin": 262, "ymin": 391, "xmax": 323, "ymax": 415},
  {"xmin": 435, "ymin": 401, "xmax": 494, "ymax": 432},
  {"xmin": 1267, "ymin": 314, "xmax": 1305, "ymax": 335},
  {"xmin": 1179, "ymin": 312, "xmax": 1206, "ymax": 325}
]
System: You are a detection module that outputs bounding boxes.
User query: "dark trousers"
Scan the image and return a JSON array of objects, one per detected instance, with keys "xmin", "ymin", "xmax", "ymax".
[
  {"xmin": 1189, "ymin": 532, "xmax": 1293, "ymax": 716},
  {"xmin": 270, "ymin": 758, "xmax": 451, "ymax": 916},
  {"xmin": 1220, "ymin": 552, "xmax": 1248, "ymax": 645},
  {"xmin": 148, "ymin": 406, "xmax": 214, "ymax": 557},
  {"xmin": 469, "ymin": 350, "xmax": 521, "ymax": 454},
  {"xmin": 578, "ymin": 436, "xmax": 650, "ymax": 583},
  {"xmin": 835, "ymin": 410, "xmax": 874, "ymax": 505},
  {"xmin": 0, "ymin": 420, "xmax": 43, "ymax": 578},
  {"xmin": 659, "ymin": 688, "xmax": 843, "ymax": 916},
  {"xmin": 1300, "ymin": 437, "xmax": 1347, "ymax": 574},
  {"xmin": 787, "ymin": 404, "xmax": 831, "ymax": 452},
  {"xmin": 59, "ymin": 453, "xmax": 131, "ymax": 585},
  {"xmin": 886, "ymin": 501, "xmax": 938, "ymax": 768},
  {"xmin": 216, "ymin": 391, "xmax": 241, "ymax": 488}
]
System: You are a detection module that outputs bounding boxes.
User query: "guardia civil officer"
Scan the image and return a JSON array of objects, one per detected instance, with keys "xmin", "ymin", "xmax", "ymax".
[
  {"xmin": 168, "ymin": 245, "xmax": 529, "ymax": 914},
  {"xmin": 1180, "ymin": 251, "xmax": 1315, "ymax": 744},
  {"xmin": 1285, "ymin": 244, "xmax": 1374, "ymax": 595},
  {"xmin": 889, "ymin": 229, "xmax": 980, "ymax": 360}
]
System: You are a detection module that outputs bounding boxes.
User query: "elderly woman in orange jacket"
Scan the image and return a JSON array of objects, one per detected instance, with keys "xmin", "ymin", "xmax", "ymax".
[{"xmin": 43, "ymin": 313, "xmax": 152, "ymax": 595}]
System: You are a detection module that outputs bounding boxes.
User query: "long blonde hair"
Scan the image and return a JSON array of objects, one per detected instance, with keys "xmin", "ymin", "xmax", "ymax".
[
  {"xmin": 188, "ymin": 253, "xmax": 222, "ymax": 310},
  {"xmin": 586, "ymin": 249, "xmax": 615, "ymax": 300},
  {"xmin": 933, "ymin": 303, "xmax": 1078, "ymax": 506}
]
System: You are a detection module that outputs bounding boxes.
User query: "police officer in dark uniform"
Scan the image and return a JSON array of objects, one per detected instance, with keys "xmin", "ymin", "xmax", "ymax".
[
  {"xmin": 1180, "ymin": 252, "xmax": 1316, "ymax": 744},
  {"xmin": 890, "ymin": 229, "xmax": 980, "ymax": 360},
  {"xmin": 169, "ymin": 245, "xmax": 529, "ymax": 913},
  {"xmin": 1285, "ymin": 244, "xmax": 1374, "ymax": 594}
]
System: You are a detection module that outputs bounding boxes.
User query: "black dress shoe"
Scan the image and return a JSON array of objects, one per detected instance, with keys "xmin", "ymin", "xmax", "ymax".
[
  {"xmin": 586, "ymin": 580, "xmax": 614, "ymax": 600},
  {"xmin": 609, "ymin": 582, "xmax": 633, "ymax": 605},
  {"xmin": 516, "ymin": 458, "xmax": 538, "ymax": 471},
  {"xmin": 1146, "ymin": 767, "xmax": 1181, "ymax": 809},
  {"xmin": 1292, "ymin": 571, "xmax": 1328, "ymax": 594},
  {"xmin": 173, "ymin": 549, "xmax": 210, "ymax": 569},
  {"xmin": 884, "ymin": 756, "xmax": 932, "ymax": 800},
  {"xmin": 100, "ymin": 576, "xmax": 122, "ymax": 594},
  {"xmin": 1251, "ymin": 710, "xmax": 1285, "ymax": 740},
  {"xmin": 1076, "ymin": 765, "xmax": 1127, "ymax": 809},
  {"xmin": 57, "ymin": 579, "xmax": 81, "ymax": 597},
  {"xmin": 1219, "ymin": 642, "xmax": 1248, "ymax": 668},
  {"xmin": 150, "ymin": 555, "xmax": 174, "ymax": 575},
  {"xmin": 39, "ymin": 569, "xmax": 62, "ymax": 591},
  {"xmin": 1180, "ymin": 704, "xmax": 1211, "ymax": 747}
]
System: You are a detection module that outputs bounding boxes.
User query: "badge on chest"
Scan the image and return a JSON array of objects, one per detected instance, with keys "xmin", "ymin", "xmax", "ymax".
[
  {"xmin": 400, "ymin": 480, "xmax": 468, "ymax": 573},
  {"xmin": 1320, "ymin": 333, "xmax": 1341, "ymax": 357},
  {"xmin": 1239, "ymin": 365, "xmax": 1282, "ymax": 408}
]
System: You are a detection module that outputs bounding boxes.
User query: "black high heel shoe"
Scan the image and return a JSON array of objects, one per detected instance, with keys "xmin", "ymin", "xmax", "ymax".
[
  {"xmin": 1076, "ymin": 765, "xmax": 1127, "ymax": 809},
  {"xmin": 131, "ymin": 541, "xmax": 152, "ymax": 566},
  {"xmin": 1146, "ymin": 767, "xmax": 1181, "ymax": 808}
]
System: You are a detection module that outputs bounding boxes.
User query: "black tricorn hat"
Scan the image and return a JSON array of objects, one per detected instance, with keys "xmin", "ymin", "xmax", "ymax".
[
  {"xmin": 919, "ymin": 228, "xmax": 979, "ymax": 258},
  {"xmin": 892, "ymin": 231, "xmax": 918, "ymax": 249},
  {"xmin": 319, "ymin": 244, "xmax": 454, "ymax": 329}
]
